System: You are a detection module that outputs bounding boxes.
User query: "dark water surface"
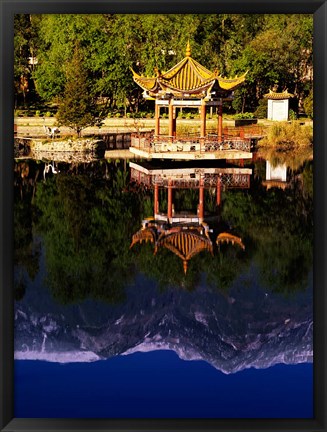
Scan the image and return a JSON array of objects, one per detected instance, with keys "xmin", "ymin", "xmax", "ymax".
[{"xmin": 14, "ymin": 152, "xmax": 313, "ymax": 418}]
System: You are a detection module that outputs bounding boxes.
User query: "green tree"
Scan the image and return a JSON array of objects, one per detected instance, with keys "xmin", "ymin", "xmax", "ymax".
[
  {"xmin": 231, "ymin": 14, "xmax": 313, "ymax": 112},
  {"xmin": 22, "ymin": 14, "xmax": 313, "ymax": 115},
  {"xmin": 14, "ymin": 14, "xmax": 41, "ymax": 107},
  {"xmin": 56, "ymin": 44, "xmax": 98, "ymax": 136}
]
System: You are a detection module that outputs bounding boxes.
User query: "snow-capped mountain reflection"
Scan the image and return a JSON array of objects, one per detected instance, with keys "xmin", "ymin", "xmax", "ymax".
[{"xmin": 14, "ymin": 275, "xmax": 313, "ymax": 374}]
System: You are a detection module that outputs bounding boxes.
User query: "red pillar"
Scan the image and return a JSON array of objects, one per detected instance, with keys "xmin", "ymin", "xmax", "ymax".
[
  {"xmin": 172, "ymin": 107, "xmax": 177, "ymax": 138},
  {"xmin": 167, "ymin": 180, "xmax": 173, "ymax": 220},
  {"xmin": 200, "ymin": 101, "xmax": 206, "ymax": 137},
  {"xmin": 216, "ymin": 176, "xmax": 222, "ymax": 206},
  {"xmin": 168, "ymin": 99, "xmax": 174, "ymax": 140},
  {"xmin": 154, "ymin": 183, "xmax": 159, "ymax": 214},
  {"xmin": 217, "ymin": 102, "xmax": 223, "ymax": 142},
  {"xmin": 198, "ymin": 177, "xmax": 204, "ymax": 221},
  {"xmin": 155, "ymin": 102, "xmax": 160, "ymax": 136}
]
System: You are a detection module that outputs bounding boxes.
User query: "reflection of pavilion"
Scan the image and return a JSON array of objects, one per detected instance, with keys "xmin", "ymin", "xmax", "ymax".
[
  {"xmin": 130, "ymin": 161, "xmax": 252, "ymax": 223},
  {"xmin": 130, "ymin": 43, "xmax": 252, "ymax": 160},
  {"xmin": 130, "ymin": 161, "xmax": 249, "ymax": 273}
]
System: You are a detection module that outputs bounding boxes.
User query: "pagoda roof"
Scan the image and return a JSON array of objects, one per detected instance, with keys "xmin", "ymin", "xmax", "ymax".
[
  {"xmin": 132, "ymin": 43, "xmax": 247, "ymax": 98},
  {"xmin": 263, "ymin": 89, "xmax": 294, "ymax": 100}
]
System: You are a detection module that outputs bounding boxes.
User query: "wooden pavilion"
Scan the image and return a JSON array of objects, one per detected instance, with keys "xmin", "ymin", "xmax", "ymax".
[{"xmin": 130, "ymin": 43, "xmax": 250, "ymax": 160}]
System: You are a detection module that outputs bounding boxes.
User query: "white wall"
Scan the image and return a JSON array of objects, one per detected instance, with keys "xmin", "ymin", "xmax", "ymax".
[{"xmin": 267, "ymin": 99, "xmax": 289, "ymax": 121}]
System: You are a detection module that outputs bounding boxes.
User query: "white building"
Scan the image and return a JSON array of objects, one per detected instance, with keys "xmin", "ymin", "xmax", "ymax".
[{"xmin": 264, "ymin": 89, "xmax": 294, "ymax": 121}]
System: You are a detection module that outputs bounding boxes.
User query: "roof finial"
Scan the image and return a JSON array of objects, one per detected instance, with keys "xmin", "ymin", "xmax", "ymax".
[
  {"xmin": 186, "ymin": 40, "xmax": 191, "ymax": 57},
  {"xmin": 183, "ymin": 260, "xmax": 188, "ymax": 274}
]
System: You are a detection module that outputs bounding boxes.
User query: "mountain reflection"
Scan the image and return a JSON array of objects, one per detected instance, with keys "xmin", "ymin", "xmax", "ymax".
[{"xmin": 14, "ymin": 156, "xmax": 313, "ymax": 373}]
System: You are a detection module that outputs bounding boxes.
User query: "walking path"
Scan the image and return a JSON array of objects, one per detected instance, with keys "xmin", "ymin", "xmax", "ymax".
[{"xmin": 15, "ymin": 117, "xmax": 301, "ymax": 138}]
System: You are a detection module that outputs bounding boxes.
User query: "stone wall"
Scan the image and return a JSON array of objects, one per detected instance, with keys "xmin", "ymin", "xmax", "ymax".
[{"xmin": 29, "ymin": 138, "xmax": 105, "ymax": 152}]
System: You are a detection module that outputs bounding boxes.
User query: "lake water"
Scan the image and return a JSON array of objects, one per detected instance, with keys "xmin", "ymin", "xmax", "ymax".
[{"xmin": 14, "ymin": 150, "xmax": 313, "ymax": 418}]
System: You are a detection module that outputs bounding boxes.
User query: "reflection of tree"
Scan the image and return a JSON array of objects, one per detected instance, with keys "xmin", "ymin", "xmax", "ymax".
[
  {"xmin": 256, "ymin": 147, "xmax": 313, "ymax": 173},
  {"xmin": 14, "ymin": 199, "xmax": 40, "ymax": 280},
  {"xmin": 34, "ymin": 168, "xmax": 143, "ymax": 304},
  {"xmin": 131, "ymin": 242, "xmax": 202, "ymax": 291},
  {"xmin": 15, "ymin": 158, "xmax": 313, "ymax": 301},
  {"xmin": 14, "ymin": 162, "xmax": 41, "ymax": 301},
  {"xmin": 204, "ymin": 242, "xmax": 252, "ymax": 291},
  {"xmin": 222, "ymin": 163, "xmax": 313, "ymax": 294}
]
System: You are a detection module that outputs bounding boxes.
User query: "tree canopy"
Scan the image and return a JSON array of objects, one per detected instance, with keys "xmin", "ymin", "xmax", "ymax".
[{"xmin": 14, "ymin": 14, "xmax": 313, "ymax": 114}]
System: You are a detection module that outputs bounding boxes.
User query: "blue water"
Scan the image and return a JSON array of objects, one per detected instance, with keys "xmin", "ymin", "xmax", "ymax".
[{"xmin": 15, "ymin": 350, "xmax": 313, "ymax": 419}]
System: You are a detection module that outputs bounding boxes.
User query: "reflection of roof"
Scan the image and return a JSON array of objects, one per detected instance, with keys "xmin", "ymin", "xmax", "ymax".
[
  {"xmin": 132, "ymin": 43, "xmax": 247, "ymax": 98},
  {"xmin": 155, "ymin": 229, "xmax": 213, "ymax": 274},
  {"xmin": 261, "ymin": 180, "xmax": 288, "ymax": 190},
  {"xmin": 263, "ymin": 89, "xmax": 294, "ymax": 100},
  {"xmin": 130, "ymin": 227, "xmax": 157, "ymax": 248},
  {"xmin": 130, "ymin": 224, "xmax": 245, "ymax": 275},
  {"xmin": 216, "ymin": 232, "xmax": 245, "ymax": 250}
]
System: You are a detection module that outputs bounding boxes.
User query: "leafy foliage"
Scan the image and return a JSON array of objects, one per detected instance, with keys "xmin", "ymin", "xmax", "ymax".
[
  {"xmin": 15, "ymin": 14, "xmax": 313, "ymax": 115},
  {"xmin": 303, "ymin": 89, "xmax": 313, "ymax": 119}
]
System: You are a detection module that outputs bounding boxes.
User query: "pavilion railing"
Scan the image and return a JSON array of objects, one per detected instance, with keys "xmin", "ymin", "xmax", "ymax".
[
  {"xmin": 131, "ymin": 132, "xmax": 252, "ymax": 153},
  {"xmin": 207, "ymin": 125, "xmax": 266, "ymax": 138},
  {"xmin": 132, "ymin": 173, "xmax": 251, "ymax": 189}
]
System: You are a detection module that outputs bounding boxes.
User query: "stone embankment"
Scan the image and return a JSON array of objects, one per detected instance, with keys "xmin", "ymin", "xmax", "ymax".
[{"xmin": 30, "ymin": 138, "xmax": 105, "ymax": 152}]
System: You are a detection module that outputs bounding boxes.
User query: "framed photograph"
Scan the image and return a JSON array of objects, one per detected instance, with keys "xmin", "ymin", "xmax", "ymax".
[{"xmin": 1, "ymin": 1, "xmax": 326, "ymax": 431}]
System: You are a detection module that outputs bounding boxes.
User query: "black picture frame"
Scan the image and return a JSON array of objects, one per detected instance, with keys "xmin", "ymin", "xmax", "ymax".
[{"xmin": 1, "ymin": 1, "xmax": 326, "ymax": 431}]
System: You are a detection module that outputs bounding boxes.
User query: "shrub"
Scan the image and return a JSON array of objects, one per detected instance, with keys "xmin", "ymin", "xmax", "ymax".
[
  {"xmin": 234, "ymin": 112, "xmax": 255, "ymax": 119},
  {"xmin": 185, "ymin": 112, "xmax": 194, "ymax": 119},
  {"xmin": 176, "ymin": 124, "xmax": 197, "ymax": 136},
  {"xmin": 35, "ymin": 110, "xmax": 41, "ymax": 117},
  {"xmin": 303, "ymin": 90, "xmax": 313, "ymax": 119},
  {"xmin": 254, "ymin": 98, "xmax": 268, "ymax": 119},
  {"xmin": 259, "ymin": 121, "xmax": 313, "ymax": 148},
  {"xmin": 288, "ymin": 109, "xmax": 297, "ymax": 120}
]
